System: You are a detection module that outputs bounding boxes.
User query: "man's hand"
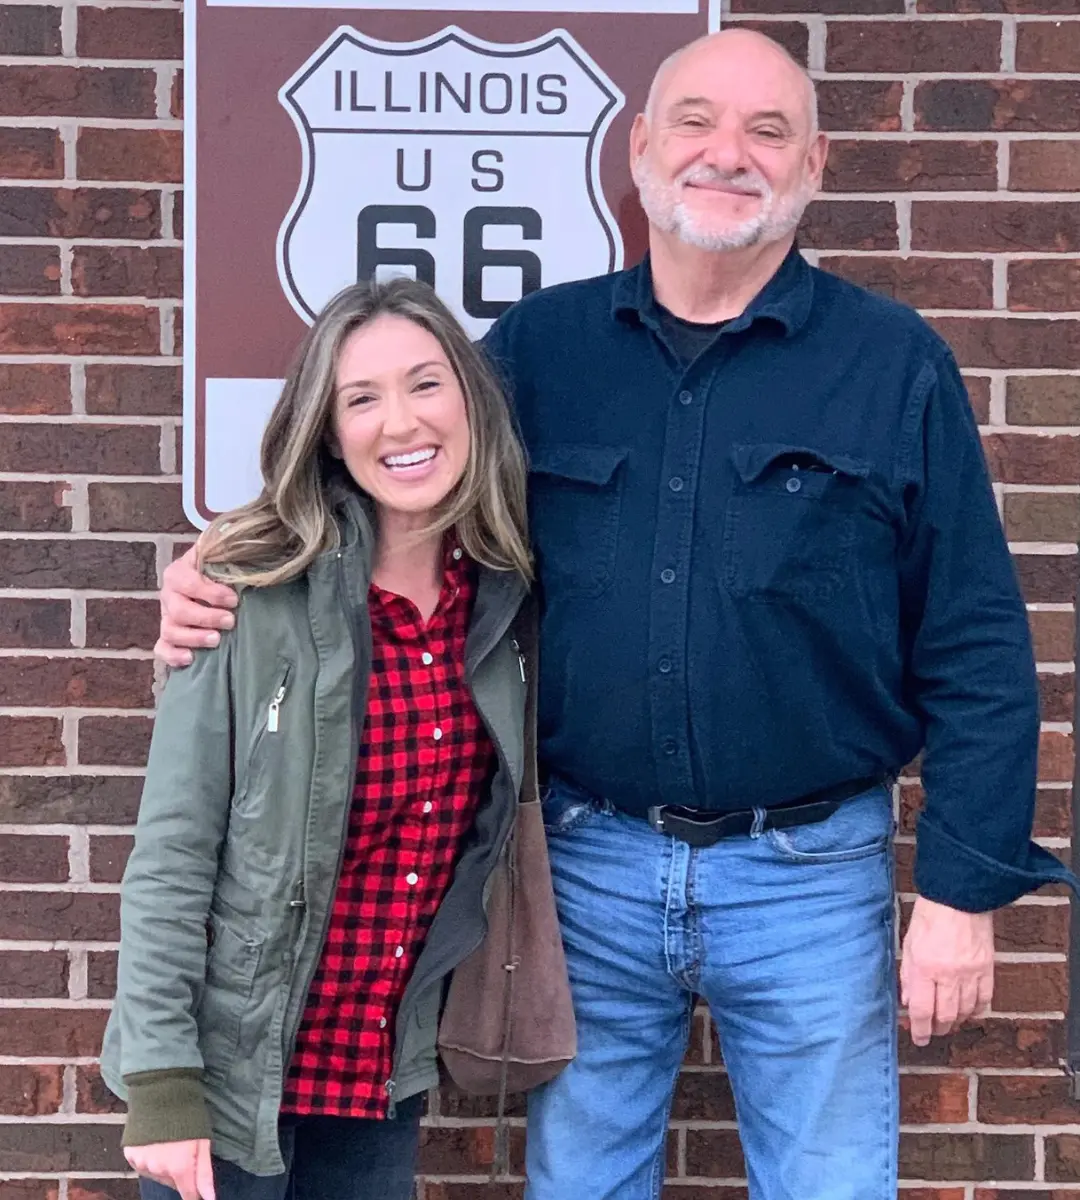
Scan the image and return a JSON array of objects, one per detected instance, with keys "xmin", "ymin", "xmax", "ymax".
[
  {"xmin": 900, "ymin": 895, "xmax": 994, "ymax": 1046},
  {"xmin": 157, "ymin": 544, "xmax": 238, "ymax": 668},
  {"xmin": 125, "ymin": 1137, "xmax": 215, "ymax": 1200}
]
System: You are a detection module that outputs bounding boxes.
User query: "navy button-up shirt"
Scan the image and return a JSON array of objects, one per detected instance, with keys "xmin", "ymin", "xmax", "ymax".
[{"xmin": 483, "ymin": 245, "xmax": 1073, "ymax": 912}]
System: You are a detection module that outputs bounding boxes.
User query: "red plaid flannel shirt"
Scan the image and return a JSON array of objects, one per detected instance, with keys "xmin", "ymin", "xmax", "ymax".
[{"xmin": 281, "ymin": 545, "xmax": 494, "ymax": 1118}]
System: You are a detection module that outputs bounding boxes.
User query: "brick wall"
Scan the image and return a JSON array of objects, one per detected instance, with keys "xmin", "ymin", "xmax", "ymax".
[{"xmin": 0, "ymin": 0, "xmax": 1078, "ymax": 1195}]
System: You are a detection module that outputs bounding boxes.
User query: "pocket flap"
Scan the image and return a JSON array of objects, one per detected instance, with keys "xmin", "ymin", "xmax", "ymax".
[
  {"xmin": 530, "ymin": 444, "xmax": 628, "ymax": 487},
  {"xmin": 731, "ymin": 443, "xmax": 870, "ymax": 485}
]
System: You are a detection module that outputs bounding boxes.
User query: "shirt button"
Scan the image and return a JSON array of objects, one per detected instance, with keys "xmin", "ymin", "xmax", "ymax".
[
  {"xmin": 678, "ymin": 390, "xmax": 693, "ymax": 406},
  {"xmin": 658, "ymin": 658, "xmax": 672, "ymax": 674},
  {"xmin": 452, "ymin": 547, "xmax": 463, "ymax": 560},
  {"xmin": 660, "ymin": 568, "xmax": 675, "ymax": 584},
  {"xmin": 421, "ymin": 651, "xmax": 434, "ymax": 665},
  {"xmin": 406, "ymin": 872, "xmax": 419, "ymax": 886},
  {"xmin": 379, "ymin": 1017, "xmax": 387, "ymax": 1029},
  {"xmin": 668, "ymin": 477, "xmax": 684, "ymax": 492},
  {"xmin": 786, "ymin": 476, "xmax": 802, "ymax": 494},
  {"xmin": 394, "ymin": 946, "xmax": 404, "ymax": 959},
  {"xmin": 423, "ymin": 801, "xmax": 433, "ymax": 813},
  {"xmin": 433, "ymin": 727, "xmax": 443, "ymax": 741},
  {"xmin": 663, "ymin": 739, "xmax": 678, "ymax": 756}
]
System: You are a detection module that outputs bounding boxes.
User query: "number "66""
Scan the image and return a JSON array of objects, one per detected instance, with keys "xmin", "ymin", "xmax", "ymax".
[{"xmin": 357, "ymin": 204, "xmax": 542, "ymax": 319}]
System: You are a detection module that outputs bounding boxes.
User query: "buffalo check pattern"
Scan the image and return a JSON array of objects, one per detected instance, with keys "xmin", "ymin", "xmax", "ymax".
[{"xmin": 281, "ymin": 545, "xmax": 494, "ymax": 1118}]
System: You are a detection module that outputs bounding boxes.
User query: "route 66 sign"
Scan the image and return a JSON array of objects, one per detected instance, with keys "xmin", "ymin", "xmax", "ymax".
[
  {"xmin": 184, "ymin": 0, "xmax": 711, "ymax": 526},
  {"xmin": 278, "ymin": 26, "xmax": 623, "ymax": 338}
]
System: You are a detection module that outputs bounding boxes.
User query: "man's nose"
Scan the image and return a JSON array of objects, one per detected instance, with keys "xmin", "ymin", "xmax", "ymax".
[{"xmin": 700, "ymin": 126, "xmax": 751, "ymax": 175}]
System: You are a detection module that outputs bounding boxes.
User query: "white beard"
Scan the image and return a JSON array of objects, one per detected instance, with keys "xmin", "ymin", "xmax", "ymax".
[{"xmin": 633, "ymin": 158, "xmax": 815, "ymax": 252}]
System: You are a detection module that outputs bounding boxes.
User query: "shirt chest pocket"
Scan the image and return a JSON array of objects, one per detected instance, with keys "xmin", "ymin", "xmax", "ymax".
[
  {"xmin": 721, "ymin": 443, "xmax": 870, "ymax": 603},
  {"xmin": 528, "ymin": 444, "xmax": 629, "ymax": 600}
]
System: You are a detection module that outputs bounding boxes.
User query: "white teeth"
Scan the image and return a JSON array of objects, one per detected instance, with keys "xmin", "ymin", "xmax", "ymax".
[{"xmin": 384, "ymin": 448, "xmax": 436, "ymax": 468}]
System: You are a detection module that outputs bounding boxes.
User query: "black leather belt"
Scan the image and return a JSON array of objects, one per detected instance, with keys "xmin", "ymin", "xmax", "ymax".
[{"xmin": 645, "ymin": 776, "xmax": 885, "ymax": 849}]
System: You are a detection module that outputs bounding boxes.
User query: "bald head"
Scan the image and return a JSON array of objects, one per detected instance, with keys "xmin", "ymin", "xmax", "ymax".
[{"xmin": 645, "ymin": 29, "xmax": 818, "ymax": 137}]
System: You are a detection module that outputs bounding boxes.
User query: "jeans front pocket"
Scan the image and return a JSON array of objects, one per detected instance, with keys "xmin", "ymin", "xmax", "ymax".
[
  {"xmin": 540, "ymin": 779, "xmax": 610, "ymax": 836},
  {"xmin": 722, "ymin": 443, "xmax": 870, "ymax": 603},
  {"xmin": 529, "ymin": 444, "xmax": 629, "ymax": 600},
  {"xmin": 767, "ymin": 785, "xmax": 894, "ymax": 864}
]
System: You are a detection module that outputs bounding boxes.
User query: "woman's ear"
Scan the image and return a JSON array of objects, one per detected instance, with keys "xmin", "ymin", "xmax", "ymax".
[{"xmin": 324, "ymin": 429, "xmax": 343, "ymax": 460}]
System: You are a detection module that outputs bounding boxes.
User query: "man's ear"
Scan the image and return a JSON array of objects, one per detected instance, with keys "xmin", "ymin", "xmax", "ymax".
[{"xmin": 629, "ymin": 112, "xmax": 649, "ymax": 176}]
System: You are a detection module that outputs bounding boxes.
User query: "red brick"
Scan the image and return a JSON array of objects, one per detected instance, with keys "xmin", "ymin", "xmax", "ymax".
[
  {"xmin": 85, "ymin": 598, "xmax": 160, "ymax": 651},
  {"xmin": 920, "ymin": 0, "xmax": 1080, "ymax": 11},
  {"xmin": 821, "ymin": 256, "xmax": 993, "ymax": 309},
  {"xmin": 1008, "ymin": 376, "xmax": 1080, "ymax": 425},
  {"xmin": 71, "ymin": 246, "xmax": 181, "ymax": 300},
  {"xmin": 979, "ymin": 1075, "xmax": 1077, "ymax": 1124},
  {"xmin": 900, "ymin": 1133, "xmax": 1034, "ymax": 1180},
  {"xmin": 1010, "ymin": 141, "xmax": 1080, "ymax": 191},
  {"xmin": 799, "ymin": 200, "xmax": 898, "ymax": 249},
  {"xmin": 88, "ymin": 834, "xmax": 133, "ymax": 884},
  {"xmin": 0, "ymin": 303, "xmax": 159, "ymax": 355},
  {"xmin": 75, "ymin": 1066, "xmax": 124, "ymax": 1116},
  {"xmin": 70, "ymin": 1184, "xmax": 139, "ymax": 1200},
  {"xmin": 827, "ymin": 20, "xmax": 1001, "ymax": 71},
  {"xmin": 965, "ymin": 375, "xmax": 992, "ymax": 422},
  {"xmin": 671, "ymin": 1070, "xmax": 737, "ymax": 1120},
  {"xmin": 79, "ymin": 717, "xmax": 152, "ymax": 768},
  {"xmin": 417, "ymin": 1126, "xmax": 523, "ymax": 1175},
  {"xmin": 0, "ymin": 6, "xmax": 61, "ymax": 55},
  {"xmin": 732, "ymin": 0, "xmax": 902, "ymax": 11},
  {"xmin": 171, "ymin": 68, "xmax": 183, "ymax": 119},
  {"xmin": 77, "ymin": 7, "xmax": 183, "ymax": 59},
  {"xmin": 0, "ymin": 599, "xmax": 69, "ymax": 650},
  {"xmin": 0, "ymin": 480, "xmax": 72, "ymax": 533},
  {"xmin": 824, "ymin": 139, "xmax": 997, "ymax": 193},
  {"xmin": 0, "ymin": 834, "xmax": 68, "ymax": 884},
  {"xmin": 0, "ymin": 127, "xmax": 63, "ymax": 179},
  {"xmin": 0, "ymin": 950, "xmax": 67, "ymax": 999},
  {"xmin": 0, "ymin": 892, "xmax": 118, "ymax": 942},
  {"xmin": 914, "ymin": 203, "xmax": 1080, "ymax": 254},
  {"xmin": 0, "ymin": 66, "xmax": 157, "ymax": 119},
  {"xmin": 1005, "ymin": 492, "xmax": 1080, "ymax": 541},
  {"xmin": 0, "ymin": 1009, "xmax": 110, "ymax": 1061},
  {"xmin": 88, "ymin": 481, "xmax": 191, "ymax": 534},
  {"xmin": 86, "ymin": 950, "xmax": 117, "ymax": 1000},
  {"xmin": 0, "ymin": 363, "xmax": 69, "ymax": 414},
  {"xmin": 684, "ymin": 1129, "xmax": 747, "ymax": 1177},
  {"xmin": 983, "ymin": 432, "xmax": 1080, "ymax": 484},
  {"xmin": 994, "ymin": 960, "xmax": 1068, "ymax": 1011},
  {"xmin": 1039, "ymin": 730, "xmax": 1075, "ymax": 779},
  {"xmin": 85, "ymin": 363, "xmax": 181, "ymax": 417},
  {"xmin": 0, "ymin": 539, "xmax": 157, "ymax": 590},
  {"xmin": 0, "ymin": 1119, "xmax": 126, "ymax": 1172},
  {"xmin": 725, "ymin": 20, "xmax": 809, "ymax": 63},
  {"xmin": 916, "ymin": 80, "xmax": 1080, "ymax": 132},
  {"xmin": 1031, "ymin": 610, "xmax": 1076, "ymax": 662},
  {"xmin": 0, "ymin": 246, "xmax": 61, "ymax": 296},
  {"xmin": 931, "ymin": 317, "xmax": 1080, "ymax": 370},
  {"xmin": 1016, "ymin": 19, "xmax": 1080, "ymax": 69},
  {"xmin": 901, "ymin": 1073, "xmax": 971, "ymax": 1122},
  {"xmin": 0, "ymin": 1183, "xmax": 60, "ymax": 1200},
  {"xmin": 0, "ymin": 774, "xmax": 142, "ymax": 826},
  {"xmin": 77, "ymin": 128, "xmax": 183, "ymax": 184},
  {"xmin": 1018, "ymin": 553, "xmax": 1078, "ymax": 602},
  {"xmin": 818, "ymin": 81, "xmax": 903, "ymax": 132},
  {"xmin": 996, "ymin": 898, "xmax": 1069, "ymax": 950},
  {"xmin": 900, "ymin": 1014, "xmax": 1063, "ymax": 1068},
  {"xmin": 1047, "ymin": 1134, "xmax": 1080, "ymax": 1182},
  {"xmin": 0, "ymin": 658, "xmax": 155, "ymax": 708},
  {"xmin": 0, "ymin": 717, "xmax": 65, "ymax": 769},
  {"xmin": 0, "ymin": 1065, "xmax": 63, "ymax": 1118},
  {"xmin": 0, "ymin": 423, "xmax": 161, "ymax": 474},
  {"xmin": 1009, "ymin": 260, "xmax": 1080, "ymax": 313},
  {"xmin": 0, "ymin": 187, "xmax": 161, "ymax": 240}
]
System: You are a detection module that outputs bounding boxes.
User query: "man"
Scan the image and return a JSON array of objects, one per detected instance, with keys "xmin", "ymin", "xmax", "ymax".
[{"xmin": 156, "ymin": 30, "xmax": 1073, "ymax": 1200}]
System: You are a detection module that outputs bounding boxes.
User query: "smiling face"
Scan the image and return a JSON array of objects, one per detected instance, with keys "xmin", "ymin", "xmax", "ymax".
[
  {"xmin": 631, "ymin": 31, "xmax": 826, "ymax": 253},
  {"xmin": 329, "ymin": 314, "xmax": 471, "ymax": 528}
]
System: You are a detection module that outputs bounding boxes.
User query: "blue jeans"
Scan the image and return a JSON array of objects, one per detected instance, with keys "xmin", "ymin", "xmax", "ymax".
[
  {"xmin": 137, "ymin": 1097, "xmax": 422, "ymax": 1200},
  {"xmin": 526, "ymin": 779, "xmax": 898, "ymax": 1200}
]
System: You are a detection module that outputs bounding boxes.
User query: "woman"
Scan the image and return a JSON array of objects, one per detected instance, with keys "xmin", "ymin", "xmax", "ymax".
[{"xmin": 100, "ymin": 277, "xmax": 533, "ymax": 1200}]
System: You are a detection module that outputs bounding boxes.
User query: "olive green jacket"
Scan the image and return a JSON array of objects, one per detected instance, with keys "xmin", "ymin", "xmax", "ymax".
[{"xmin": 100, "ymin": 491, "xmax": 529, "ymax": 1175}]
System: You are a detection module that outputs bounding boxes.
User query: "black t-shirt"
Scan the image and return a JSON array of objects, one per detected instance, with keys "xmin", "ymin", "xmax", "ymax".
[{"xmin": 655, "ymin": 304, "xmax": 727, "ymax": 365}]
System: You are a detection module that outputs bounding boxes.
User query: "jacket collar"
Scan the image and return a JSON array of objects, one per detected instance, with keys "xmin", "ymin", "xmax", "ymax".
[{"xmin": 611, "ymin": 240, "xmax": 815, "ymax": 339}]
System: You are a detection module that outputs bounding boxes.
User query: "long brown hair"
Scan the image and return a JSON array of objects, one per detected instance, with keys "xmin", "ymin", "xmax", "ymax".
[{"xmin": 198, "ymin": 278, "xmax": 531, "ymax": 587}]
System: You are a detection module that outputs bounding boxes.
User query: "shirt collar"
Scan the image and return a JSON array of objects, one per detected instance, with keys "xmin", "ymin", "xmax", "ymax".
[{"xmin": 611, "ymin": 240, "xmax": 814, "ymax": 339}]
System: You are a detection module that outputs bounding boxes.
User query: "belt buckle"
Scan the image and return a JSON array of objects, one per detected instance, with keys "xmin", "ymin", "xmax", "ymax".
[{"xmin": 646, "ymin": 805, "xmax": 668, "ymax": 834}]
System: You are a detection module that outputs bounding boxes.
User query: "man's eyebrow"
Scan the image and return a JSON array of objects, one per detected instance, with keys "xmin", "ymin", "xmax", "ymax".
[{"xmin": 667, "ymin": 95, "xmax": 712, "ymax": 113}]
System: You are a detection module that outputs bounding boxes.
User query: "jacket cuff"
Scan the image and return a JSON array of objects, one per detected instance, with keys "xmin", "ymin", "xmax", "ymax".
[
  {"xmin": 122, "ymin": 1069, "xmax": 212, "ymax": 1147},
  {"xmin": 914, "ymin": 814, "xmax": 1079, "ymax": 913}
]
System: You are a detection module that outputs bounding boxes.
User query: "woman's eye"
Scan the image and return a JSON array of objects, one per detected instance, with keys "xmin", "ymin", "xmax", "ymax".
[
  {"xmin": 414, "ymin": 378, "xmax": 440, "ymax": 392},
  {"xmin": 345, "ymin": 393, "xmax": 375, "ymax": 407}
]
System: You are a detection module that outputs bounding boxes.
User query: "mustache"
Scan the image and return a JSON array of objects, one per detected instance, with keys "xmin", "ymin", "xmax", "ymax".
[{"xmin": 677, "ymin": 165, "xmax": 771, "ymax": 197}]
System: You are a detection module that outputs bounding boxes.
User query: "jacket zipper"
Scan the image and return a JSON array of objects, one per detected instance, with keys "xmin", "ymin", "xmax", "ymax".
[{"xmin": 267, "ymin": 681, "xmax": 287, "ymax": 733}]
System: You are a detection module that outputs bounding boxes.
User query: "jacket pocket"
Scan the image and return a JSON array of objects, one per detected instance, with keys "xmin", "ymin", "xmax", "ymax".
[
  {"xmin": 197, "ymin": 913, "xmax": 264, "ymax": 1081},
  {"xmin": 721, "ymin": 443, "xmax": 870, "ymax": 603},
  {"xmin": 233, "ymin": 660, "xmax": 292, "ymax": 813},
  {"xmin": 529, "ymin": 444, "xmax": 628, "ymax": 599}
]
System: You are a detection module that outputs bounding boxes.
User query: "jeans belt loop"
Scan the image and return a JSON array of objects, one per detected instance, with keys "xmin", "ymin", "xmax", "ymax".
[{"xmin": 749, "ymin": 806, "xmax": 767, "ymax": 839}]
